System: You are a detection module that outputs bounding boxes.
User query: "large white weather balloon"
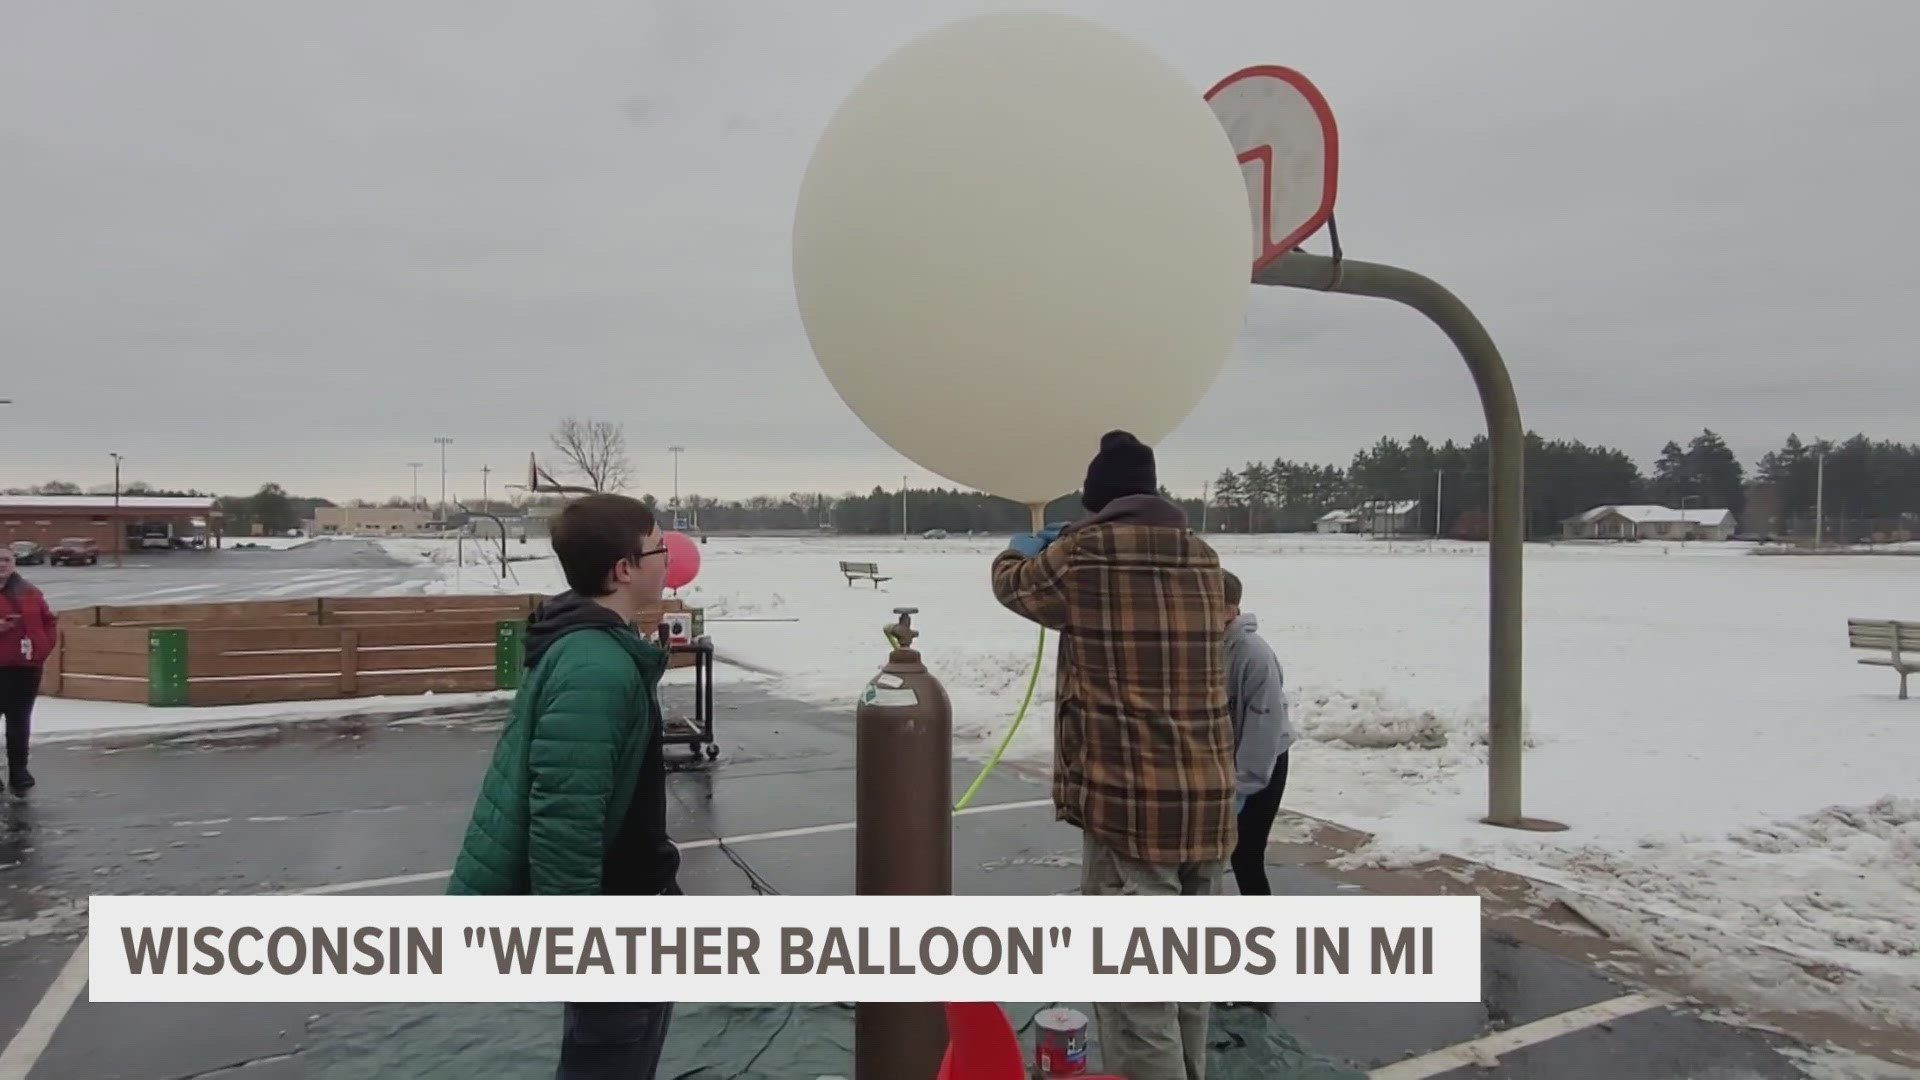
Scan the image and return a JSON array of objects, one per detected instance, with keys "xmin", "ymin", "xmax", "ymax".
[{"xmin": 793, "ymin": 12, "xmax": 1250, "ymax": 507}]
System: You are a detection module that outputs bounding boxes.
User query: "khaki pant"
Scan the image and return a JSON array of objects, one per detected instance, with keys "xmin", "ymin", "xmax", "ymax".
[{"xmin": 1082, "ymin": 832, "xmax": 1223, "ymax": 1080}]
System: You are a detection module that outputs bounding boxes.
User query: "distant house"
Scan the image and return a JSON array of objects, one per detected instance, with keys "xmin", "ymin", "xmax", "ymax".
[
  {"xmin": 1315, "ymin": 500, "xmax": 1423, "ymax": 535},
  {"xmin": 1314, "ymin": 509, "xmax": 1357, "ymax": 534},
  {"xmin": 1561, "ymin": 505, "xmax": 1737, "ymax": 541}
]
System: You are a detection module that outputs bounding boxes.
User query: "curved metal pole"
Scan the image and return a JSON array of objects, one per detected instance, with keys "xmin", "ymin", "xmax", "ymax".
[
  {"xmin": 1256, "ymin": 252, "xmax": 1562, "ymax": 831},
  {"xmin": 455, "ymin": 503, "xmax": 511, "ymax": 578}
]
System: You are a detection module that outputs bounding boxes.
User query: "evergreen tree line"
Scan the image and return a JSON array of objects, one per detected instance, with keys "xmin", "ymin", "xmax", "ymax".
[
  {"xmin": 11, "ymin": 429, "xmax": 1919, "ymax": 540},
  {"xmin": 1203, "ymin": 430, "xmax": 1920, "ymax": 537},
  {"xmin": 1750, "ymin": 435, "xmax": 1920, "ymax": 537},
  {"xmin": 1206, "ymin": 432, "xmax": 1687, "ymax": 538},
  {"xmin": 644, "ymin": 430, "xmax": 1920, "ymax": 538}
]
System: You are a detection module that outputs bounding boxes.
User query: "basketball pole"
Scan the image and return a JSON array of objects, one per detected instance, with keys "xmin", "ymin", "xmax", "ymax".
[{"xmin": 1254, "ymin": 252, "xmax": 1564, "ymax": 832}]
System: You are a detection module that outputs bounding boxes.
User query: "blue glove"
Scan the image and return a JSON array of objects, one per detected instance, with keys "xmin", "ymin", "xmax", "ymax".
[
  {"xmin": 1007, "ymin": 533, "xmax": 1047, "ymax": 558},
  {"xmin": 1007, "ymin": 524, "xmax": 1066, "ymax": 558},
  {"xmin": 1234, "ymin": 795, "xmax": 1248, "ymax": 815}
]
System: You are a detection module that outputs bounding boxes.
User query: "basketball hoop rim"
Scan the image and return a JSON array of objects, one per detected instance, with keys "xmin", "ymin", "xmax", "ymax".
[{"xmin": 1204, "ymin": 64, "xmax": 1339, "ymax": 274}]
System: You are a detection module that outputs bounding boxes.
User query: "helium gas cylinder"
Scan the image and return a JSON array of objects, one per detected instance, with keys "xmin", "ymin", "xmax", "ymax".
[{"xmin": 853, "ymin": 607, "xmax": 953, "ymax": 1080}]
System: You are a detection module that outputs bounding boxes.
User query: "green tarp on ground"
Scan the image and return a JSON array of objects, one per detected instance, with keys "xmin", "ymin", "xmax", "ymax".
[{"xmin": 304, "ymin": 1001, "xmax": 1364, "ymax": 1079}]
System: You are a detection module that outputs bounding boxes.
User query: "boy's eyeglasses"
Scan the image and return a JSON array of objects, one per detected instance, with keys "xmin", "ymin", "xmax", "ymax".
[{"xmin": 629, "ymin": 545, "xmax": 670, "ymax": 566}]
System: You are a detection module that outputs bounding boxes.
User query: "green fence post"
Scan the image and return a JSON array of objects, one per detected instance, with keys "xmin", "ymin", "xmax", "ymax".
[
  {"xmin": 148, "ymin": 628, "xmax": 189, "ymax": 707},
  {"xmin": 495, "ymin": 620, "xmax": 526, "ymax": 690}
]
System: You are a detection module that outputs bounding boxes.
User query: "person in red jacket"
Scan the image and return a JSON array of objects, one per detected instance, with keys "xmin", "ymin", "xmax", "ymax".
[{"xmin": 0, "ymin": 545, "xmax": 55, "ymax": 795}]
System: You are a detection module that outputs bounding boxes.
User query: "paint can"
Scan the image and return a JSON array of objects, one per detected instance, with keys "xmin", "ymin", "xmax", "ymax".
[{"xmin": 1032, "ymin": 1007, "xmax": 1090, "ymax": 1077}]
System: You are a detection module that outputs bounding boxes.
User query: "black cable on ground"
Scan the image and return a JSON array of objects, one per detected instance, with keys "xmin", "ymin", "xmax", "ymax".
[
  {"xmin": 667, "ymin": 786, "xmax": 784, "ymax": 896},
  {"xmin": 724, "ymin": 1002, "xmax": 795, "ymax": 1080},
  {"xmin": 715, "ymin": 834, "xmax": 783, "ymax": 896}
]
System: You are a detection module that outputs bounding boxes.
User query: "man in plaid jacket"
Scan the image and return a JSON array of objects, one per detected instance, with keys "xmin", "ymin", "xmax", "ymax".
[{"xmin": 991, "ymin": 430, "xmax": 1235, "ymax": 1080}]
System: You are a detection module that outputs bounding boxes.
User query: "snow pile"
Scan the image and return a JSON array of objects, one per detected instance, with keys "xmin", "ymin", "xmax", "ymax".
[
  {"xmin": 1293, "ymin": 687, "xmax": 1449, "ymax": 749},
  {"xmin": 1490, "ymin": 798, "xmax": 1920, "ymax": 1032},
  {"xmin": 1781, "ymin": 1045, "xmax": 1920, "ymax": 1080},
  {"xmin": 1290, "ymin": 688, "xmax": 1531, "ymax": 751}
]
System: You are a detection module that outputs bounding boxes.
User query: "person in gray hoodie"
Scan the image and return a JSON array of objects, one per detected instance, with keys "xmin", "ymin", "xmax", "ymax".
[{"xmin": 1222, "ymin": 571, "xmax": 1298, "ymax": 896}]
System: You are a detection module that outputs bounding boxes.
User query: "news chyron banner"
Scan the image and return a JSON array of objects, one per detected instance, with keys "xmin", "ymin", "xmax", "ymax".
[{"xmin": 90, "ymin": 895, "xmax": 1478, "ymax": 1003}]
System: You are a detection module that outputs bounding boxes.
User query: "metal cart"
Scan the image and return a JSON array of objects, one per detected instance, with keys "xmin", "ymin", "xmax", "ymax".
[{"xmin": 660, "ymin": 636, "xmax": 719, "ymax": 761}]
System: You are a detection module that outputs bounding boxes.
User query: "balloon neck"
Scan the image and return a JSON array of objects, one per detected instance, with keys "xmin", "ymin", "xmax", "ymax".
[{"xmin": 1029, "ymin": 503, "xmax": 1045, "ymax": 531}]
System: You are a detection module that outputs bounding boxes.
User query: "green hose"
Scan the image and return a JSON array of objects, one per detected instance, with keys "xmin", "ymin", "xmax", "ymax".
[{"xmin": 954, "ymin": 622, "xmax": 1049, "ymax": 811}]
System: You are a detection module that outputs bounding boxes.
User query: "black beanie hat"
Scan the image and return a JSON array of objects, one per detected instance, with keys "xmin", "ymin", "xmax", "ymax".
[{"xmin": 1082, "ymin": 430, "xmax": 1157, "ymax": 513}]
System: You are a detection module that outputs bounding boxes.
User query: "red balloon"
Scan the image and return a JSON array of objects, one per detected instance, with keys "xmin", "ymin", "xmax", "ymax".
[{"xmin": 663, "ymin": 531, "xmax": 701, "ymax": 590}]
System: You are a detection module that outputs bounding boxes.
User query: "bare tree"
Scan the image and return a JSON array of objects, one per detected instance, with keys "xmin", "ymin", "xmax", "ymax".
[{"xmin": 549, "ymin": 416, "xmax": 635, "ymax": 493}]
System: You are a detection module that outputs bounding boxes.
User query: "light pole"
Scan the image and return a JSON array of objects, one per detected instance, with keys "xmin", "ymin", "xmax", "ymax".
[
  {"xmin": 1815, "ymin": 452, "xmax": 1827, "ymax": 549},
  {"xmin": 1680, "ymin": 494, "xmax": 1700, "ymax": 544},
  {"xmin": 433, "ymin": 437, "xmax": 453, "ymax": 521},
  {"xmin": 481, "ymin": 465, "xmax": 492, "ymax": 511},
  {"xmin": 901, "ymin": 476, "xmax": 909, "ymax": 537},
  {"xmin": 1201, "ymin": 481, "xmax": 1210, "ymax": 532},
  {"xmin": 407, "ymin": 462, "xmax": 424, "ymax": 510},
  {"xmin": 110, "ymin": 452, "xmax": 124, "ymax": 567},
  {"xmin": 669, "ymin": 446, "xmax": 685, "ymax": 528}
]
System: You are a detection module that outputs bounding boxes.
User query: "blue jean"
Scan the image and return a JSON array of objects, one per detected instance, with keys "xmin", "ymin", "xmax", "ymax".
[
  {"xmin": 557, "ymin": 1001, "xmax": 674, "ymax": 1080},
  {"xmin": 557, "ymin": 879, "xmax": 678, "ymax": 1079}
]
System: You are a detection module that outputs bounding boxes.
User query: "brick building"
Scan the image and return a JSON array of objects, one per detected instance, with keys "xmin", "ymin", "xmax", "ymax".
[
  {"xmin": 0, "ymin": 495, "xmax": 222, "ymax": 552},
  {"xmin": 308, "ymin": 506, "xmax": 434, "ymax": 535}
]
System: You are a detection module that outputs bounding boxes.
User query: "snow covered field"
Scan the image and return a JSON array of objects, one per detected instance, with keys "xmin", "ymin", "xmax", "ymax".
[{"xmin": 394, "ymin": 531, "xmax": 1920, "ymax": 1033}]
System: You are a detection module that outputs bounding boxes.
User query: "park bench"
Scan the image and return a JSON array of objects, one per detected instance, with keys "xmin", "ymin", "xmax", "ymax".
[
  {"xmin": 1847, "ymin": 619, "xmax": 1918, "ymax": 700},
  {"xmin": 839, "ymin": 560, "xmax": 890, "ymax": 588}
]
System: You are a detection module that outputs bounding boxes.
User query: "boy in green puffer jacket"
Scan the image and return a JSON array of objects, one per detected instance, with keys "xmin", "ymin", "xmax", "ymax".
[{"xmin": 448, "ymin": 494, "xmax": 679, "ymax": 1080}]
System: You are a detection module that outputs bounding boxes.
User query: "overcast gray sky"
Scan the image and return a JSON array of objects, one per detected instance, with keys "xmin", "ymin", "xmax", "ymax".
[{"xmin": 4, "ymin": 1, "xmax": 1916, "ymax": 502}]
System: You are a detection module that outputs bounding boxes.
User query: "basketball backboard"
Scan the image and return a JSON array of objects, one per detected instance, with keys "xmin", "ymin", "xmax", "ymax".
[
  {"xmin": 516, "ymin": 452, "xmax": 599, "ymax": 496},
  {"xmin": 1205, "ymin": 65, "xmax": 1338, "ymax": 273}
]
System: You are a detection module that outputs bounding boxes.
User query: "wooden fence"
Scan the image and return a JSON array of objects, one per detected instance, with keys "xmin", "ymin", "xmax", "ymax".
[{"xmin": 43, "ymin": 594, "xmax": 700, "ymax": 708}]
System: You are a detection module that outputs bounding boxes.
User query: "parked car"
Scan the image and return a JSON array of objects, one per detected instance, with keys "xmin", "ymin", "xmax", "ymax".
[
  {"xmin": 922, "ymin": 529, "xmax": 950, "ymax": 540},
  {"xmin": 7, "ymin": 540, "xmax": 46, "ymax": 566},
  {"xmin": 49, "ymin": 537, "xmax": 101, "ymax": 566}
]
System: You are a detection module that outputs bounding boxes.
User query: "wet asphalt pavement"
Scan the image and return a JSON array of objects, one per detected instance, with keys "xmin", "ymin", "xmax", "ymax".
[
  {"xmin": 26, "ymin": 540, "xmax": 436, "ymax": 610},
  {"xmin": 0, "ymin": 684, "xmax": 1834, "ymax": 1080}
]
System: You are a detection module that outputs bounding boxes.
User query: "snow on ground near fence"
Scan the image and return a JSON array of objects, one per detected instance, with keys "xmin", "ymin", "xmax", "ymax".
[
  {"xmin": 387, "ymin": 532, "xmax": 1920, "ymax": 1032},
  {"xmin": 35, "ymin": 661, "xmax": 741, "ymax": 743},
  {"xmin": 35, "ymin": 691, "xmax": 508, "ymax": 743}
]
